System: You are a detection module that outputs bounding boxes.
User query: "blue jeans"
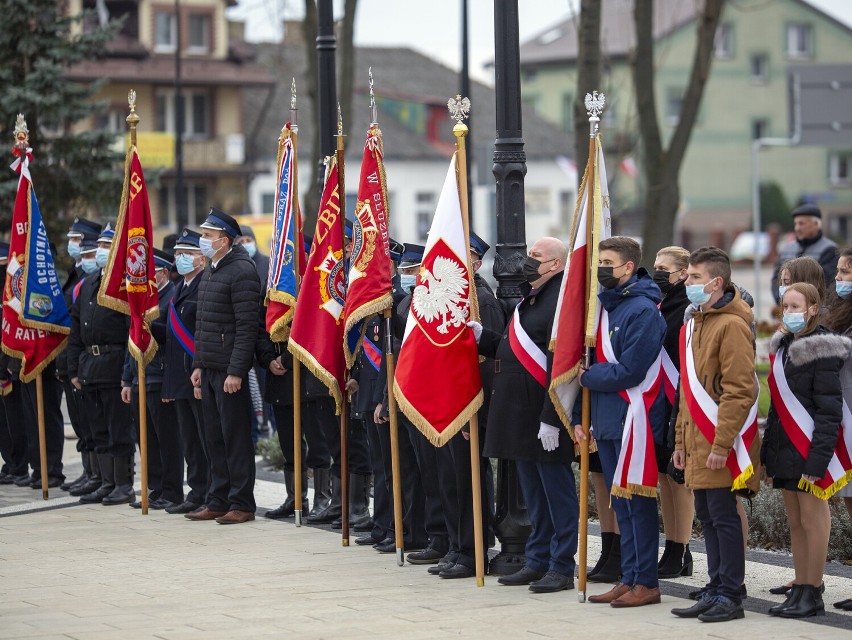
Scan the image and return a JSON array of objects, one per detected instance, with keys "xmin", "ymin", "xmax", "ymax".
[
  {"xmin": 597, "ymin": 438, "xmax": 660, "ymax": 588},
  {"xmin": 515, "ymin": 459, "xmax": 578, "ymax": 576}
]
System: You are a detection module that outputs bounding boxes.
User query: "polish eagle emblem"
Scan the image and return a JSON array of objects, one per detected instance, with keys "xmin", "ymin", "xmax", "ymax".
[{"xmin": 412, "ymin": 256, "xmax": 469, "ymax": 335}]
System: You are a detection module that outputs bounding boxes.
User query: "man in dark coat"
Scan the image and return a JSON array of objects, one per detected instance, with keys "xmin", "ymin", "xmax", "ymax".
[
  {"xmin": 161, "ymin": 228, "xmax": 212, "ymax": 514},
  {"xmin": 477, "ymin": 236, "xmax": 577, "ymax": 593},
  {"xmin": 771, "ymin": 204, "xmax": 838, "ymax": 303},
  {"xmin": 430, "ymin": 232, "xmax": 506, "ymax": 579},
  {"xmin": 58, "ymin": 217, "xmax": 102, "ymax": 492},
  {"xmin": 68, "ymin": 227, "xmax": 134, "ymax": 505},
  {"xmin": 123, "ymin": 249, "xmax": 184, "ymax": 509},
  {"xmin": 573, "ymin": 237, "xmax": 667, "ymax": 608},
  {"xmin": 188, "ymin": 209, "xmax": 260, "ymax": 524}
]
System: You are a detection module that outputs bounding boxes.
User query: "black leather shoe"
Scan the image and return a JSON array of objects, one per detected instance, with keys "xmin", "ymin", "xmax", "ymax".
[
  {"xmin": 61, "ymin": 472, "xmax": 88, "ymax": 491},
  {"xmin": 102, "ymin": 485, "xmax": 135, "ymax": 506},
  {"xmin": 149, "ymin": 498, "xmax": 174, "ymax": 510},
  {"xmin": 769, "ymin": 583, "xmax": 792, "ymax": 595},
  {"xmin": 440, "ymin": 564, "xmax": 475, "ymax": 579},
  {"xmin": 130, "ymin": 500, "xmax": 143, "ymax": 509},
  {"xmin": 407, "ymin": 547, "xmax": 445, "ymax": 565},
  {"xmin": 833, "ymin": 597, "xmax": 852, "ymax": 609},
  {"xmin": 30, "ymin": 476, "xmax": 63, "ymax": 490},
  {"xmin": 70, "ymin": 478, "xmax": 102, "ymax": 497},
  {"xmin": 529, "ymin": 571, "xmax": 573, "ymax": 593},
  {"xmin": 356, "ymin": 534, "xmax": 383, "ymax": 546},
  {"xmin": 428, "ymin": 561, "xmax": 455, "ymax": 575},
  {"xmin": 14, "ymin": 474, "xmax": 33, "ymax": 487},
  {"xmin": 264, "ymin": 503, "xmax": 294, "ymax": 520},
  {"xmin": 671, "ymin": 597, "xmax": 716, "ymax": 618},
  {"xmin": 497, "ymin": 566, "xmax": 546, "ymax": 586},
  {"xmin": 165, "ymin": 501, "xmax": 202, "ymax": 515},
  {"xmin": 697, "ymin": 596, "xmax": 745, "ymax": 622},
  {"xmin": 374, "ymin": 540, "xmax": 397, "ymax": 554},
  {"xmin": 688, "ymin": 587, "xmax": 709, "ymax": 601}
]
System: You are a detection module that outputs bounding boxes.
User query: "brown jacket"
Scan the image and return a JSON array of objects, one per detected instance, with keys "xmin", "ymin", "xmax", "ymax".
[{"xmin": 675, "ymin": 286, "xmax": 761, "ymax": 494}]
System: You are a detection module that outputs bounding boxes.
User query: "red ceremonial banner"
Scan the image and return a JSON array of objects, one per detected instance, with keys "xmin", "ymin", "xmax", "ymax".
[
  {"xmin": 1, "ymin": 147, "xmax": 68, "ymax": 381},
  {"xmin": 98, "ymin": 147, "xmax": 159, "ymax": 365},
  {"xmin": 289, "ymin": 158, "xmax": 347, "ymax": 414},
  {"xmin": 342, "ymin": 125, "xmax": 392, "ymax": 368},
  {"xmin": 393, "ymin": 155, "xmax": 482, "ymax": 445}
]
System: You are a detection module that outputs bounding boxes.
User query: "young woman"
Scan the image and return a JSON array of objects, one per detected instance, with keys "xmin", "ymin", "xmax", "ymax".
[
  {"xmin": 652, "ymin": 246, "xmax": 694, "ymax": 579},
  {"xmin": 824, "ymin": 247, "xmax": 852, "ymax": 611},
  {"xmin": 761, "ymin": 282, "xmax": 851, "ymax": 618}
]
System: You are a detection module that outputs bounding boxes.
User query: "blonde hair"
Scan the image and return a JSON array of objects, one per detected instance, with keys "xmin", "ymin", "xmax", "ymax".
[
  {"xmin": 656, "ymin": 246, "xmax": 690, "ymax": 270},
  {"xmin": 782, "ymin": 282, "xmax": 821, "ymax": 336}
]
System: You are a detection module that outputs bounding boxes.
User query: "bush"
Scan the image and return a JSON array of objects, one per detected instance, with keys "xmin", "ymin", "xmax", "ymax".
[{"xmin": 256, "ymin": 436, "xmax": 284, "ymax": 470}]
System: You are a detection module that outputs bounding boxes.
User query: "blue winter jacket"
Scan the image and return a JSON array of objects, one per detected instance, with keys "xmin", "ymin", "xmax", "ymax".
[{"xmin": 571, "ymin": 269, "xmax": 667, "ymax": 442}]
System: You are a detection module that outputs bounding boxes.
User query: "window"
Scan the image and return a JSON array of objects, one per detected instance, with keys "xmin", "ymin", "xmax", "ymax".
[
  {"xmin": 829, "ymin": 153, "xmax": 851, "ymax": 185},
  {"xmin": 94, "ymin": 108, "xmax": 127, "ymax": 134},
  {"xmin": 154, "ymin": 12, "xmax": 176, "ymax": 52},
  {"xmin": 187, "ymin": 14, "xmax": 211, "ymax": 53},
  {"xmin": 714, "ymin": 23, "xmax": 733, "ymax": 59},
  {"xmin": 154, "ymin": 89, "xmax": 212, "ymax": 138},
  {"xmin": 561, "ymin": 93, "xmax": 574, "ymax": 133},
  {"xmin": 750, "ymin": 53, "xmax": 768, "ymax": 83},
  {"xmin": 525, "ymin": 187, "xmax": 550, "ymax": 216},
  {"xmin": 157, "ymin": 183, "xmax": 208, "ymax": 227},
  {"xmin": 786, "ymin": 24, "xmax": 813, "ymax": 59},
  {"xmin": 665, "ymin": 88, "xmax": 684, "ymax": 126},
  {"xmin": 752, "ymin": 119, "xmax": 768, "ymax": 141},
  {"xmin": 261, "ymin": 193, "xmax": 276, "ymax": 213},
  {"xmin": 415, "ymin": 192, "xmax": 435, "ymax": 241}
]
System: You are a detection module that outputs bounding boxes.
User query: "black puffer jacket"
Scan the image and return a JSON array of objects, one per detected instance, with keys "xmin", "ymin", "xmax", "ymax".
[
  {"xmin": 192, "ymin": 245, "xmax": 261, "ymax": 378},
  {"xmin": 67, "ymin": 271, "xmax": 130, "ymax": 387},
  {"xmin": 761, "ymin": 327, "xmax": 852, "ymax": 480}
]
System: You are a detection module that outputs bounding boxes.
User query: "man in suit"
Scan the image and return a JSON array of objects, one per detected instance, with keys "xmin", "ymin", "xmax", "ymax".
[
  {"xmin": 162, "ymin": 229, "xmax": 211, "ymax": 515},
  {"xmin": 188, "ymin": 209, "xmax": 260, "ymax": 524},
  {"xmin": 474, "ymin": 237, "xmax": 578, "ymax": 593}
]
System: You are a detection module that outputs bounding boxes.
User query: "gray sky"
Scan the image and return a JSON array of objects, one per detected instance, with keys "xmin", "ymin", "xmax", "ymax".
[{"xmin": 227, "ymin": 0, "xmax": 852, "ymax": 84}]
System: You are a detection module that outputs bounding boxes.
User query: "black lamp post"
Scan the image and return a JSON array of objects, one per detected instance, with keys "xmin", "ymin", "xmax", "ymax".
[
  {"xmin": 175, "ymin": 0, "xmax": 186, "ymax": 230},
  {"xmin": 489, "ymin": 0, "xmax": 531, "ymax": 576},
  {"xmin": 316, "ymin": 0, "xmax": 337, "ymax": 192}
]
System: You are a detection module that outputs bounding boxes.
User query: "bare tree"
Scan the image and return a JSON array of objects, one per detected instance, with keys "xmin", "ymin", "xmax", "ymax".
[
  {"xmin": 573, "ymin": 0, "xmax": 602, "ymax": 173},
  {"xmin": 632, "ymin": 0, "xmax": 724, "ymax": 259}
]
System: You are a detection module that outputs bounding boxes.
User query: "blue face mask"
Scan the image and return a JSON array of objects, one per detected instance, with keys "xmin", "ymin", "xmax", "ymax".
[
  {"xmin": 837, "ymin": 281, "xmax": 852, "ymax": 299},
  {"xmin": 95, "ymin": 247, "xmax": 110, "ymax": 269},
  {"xmin": 175, "ymin": 254, "xmax": 197, "ymax": 276},
  {"xmin": 400, "ymin": 274, "xmax": 417, "ymax": 291},
  {"xmin": 242, "ymin": 241, "xmax": 257, "ymax": 258},
  {"xmin": 199, "ymin": 237, "xmax": 217, "ymax": 259},
  {"xmin": 80, "ymin": 257, "xmax": 98, "ymax": 274},
  {"xmin": 778, "ymin": 285, "xmax": 788, "ymax": 300},
  {"xmin": 68, "ymin": 241, "xmax": 81, "ymax": 260},
  {"xmin": 783, "ymin": 312, "xmax": 807, "ymax": 334},
  {"xmin": 686, "ymin": 283, "xmax": 712, "ymax": 307}
]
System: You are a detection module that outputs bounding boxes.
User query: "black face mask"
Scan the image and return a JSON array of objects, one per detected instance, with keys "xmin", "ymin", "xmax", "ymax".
[
  {"xmin": 653, "ymin": 270, "xmax": 674, "ymax": 295},
  {"xmin": 597, "ymin": 265, "xmax": 622, "ymax": 289},
  {"xmin": 522, "ymin": 256, "xmax": 554, "ymax": 283}
]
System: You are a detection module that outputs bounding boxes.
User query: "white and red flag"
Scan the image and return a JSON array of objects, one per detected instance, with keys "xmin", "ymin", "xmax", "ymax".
[
  {"xmin": 393, "ymin": 153, "xmax": 482, "ymax": 445},
  {"xmin": 548, "ymin": 133, "xmax": 611, "ymax": 425}
]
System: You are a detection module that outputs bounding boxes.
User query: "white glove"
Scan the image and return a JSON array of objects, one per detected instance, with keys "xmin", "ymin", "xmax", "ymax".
[
  {"xmin": 537, "ymin": 422, "xmax": 560, "ymax": 452},
  {"xmin": 466, "ymin": 320, "xmax": 483, "ymax": 343}
]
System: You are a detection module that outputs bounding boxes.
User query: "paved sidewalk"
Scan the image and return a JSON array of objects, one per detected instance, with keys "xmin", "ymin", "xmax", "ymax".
[{"xmin": 1, "ymin": 472, "xmax": 851, "ymax": 640}]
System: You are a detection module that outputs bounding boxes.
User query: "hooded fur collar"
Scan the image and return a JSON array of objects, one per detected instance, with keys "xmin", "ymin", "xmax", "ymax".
[{"xmin": 770, "ymin": 329, "xmax": 852, "ymax": 366}]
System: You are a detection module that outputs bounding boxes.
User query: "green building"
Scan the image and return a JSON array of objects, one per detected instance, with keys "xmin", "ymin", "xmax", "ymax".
[{"xmin": 519, "ymin": 0, "xmax": 852, "ymax": 248}]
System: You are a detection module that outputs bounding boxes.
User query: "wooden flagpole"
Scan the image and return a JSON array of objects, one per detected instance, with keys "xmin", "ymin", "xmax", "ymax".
[
  {"xmin": 577, "ymin": 97, "xmax": 601, "ymax": 602},
  {"xmin": 289, "ymin": 80, "xmax": 305, "ymax": 527},
  {"xmin": 336, "ymin": 105, "xmax": 351, "ymax": 547},
  {"xmin": 36, "ymin": 374, "xmax": 48, "ymax": 500},
  {"xmin": 127, "ymin": 92, "xmax": 149, "ymax": 515},
  {"xmin": 383, "ymin": 309, "xmax": 405, "ymax": 567},
  {"xmin": 451, "ymin": 96, "xmax": 485, "ymax": 587}
]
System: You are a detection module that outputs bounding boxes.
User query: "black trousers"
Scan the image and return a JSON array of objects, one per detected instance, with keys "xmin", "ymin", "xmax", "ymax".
[
  {"xmin": 302, "ymin": 397, "xmax": 335, "ymax": 471},
  {"xmin": 82, "ymin": 385, "xmax": 134, "ymax": 456},
  {"xmin": 61, "ymin": 377, "xmax": 91, "ymax": 452},
  {"xmin": 374, "ymin": 414, "xmax": 426, "ymax": 548},
  {"xmin": 133, "ymin": 385, "xmax": 184, "ymax": 503},
  {"xmin": 21, "ymin": 367, "xmax": 65, "ymax": 479},
  {"xmin": 346, "ymin": 417, "xmax": 372, "ymax": 477},
  {"xmin": 174, "ymin": 397, "xmax": 210, "ymax": 505},
  {"xmin": 0, "ymin": 382, "xmax": 28, "ymax": 476},
  {"xmin": 436, "ymin": 428, "xmax": 491, "ymax": 568},
  {"xmin": 200, "ymin": 369, "xmax": 255, "ymax": 513},
  {"xmin": 271, "ymin": 402, "xmax": 322, "ymax": 471},
  {"xmin": 694, "ymin": 488, "xmax": 745, "ymax": 604},
  {"xmin": 364, "ymin": 416, "xmax": 392, "ymax": 539},
  {"xmin": 406, "ymin": 418, "xmax": 448, "ymax": 554}
]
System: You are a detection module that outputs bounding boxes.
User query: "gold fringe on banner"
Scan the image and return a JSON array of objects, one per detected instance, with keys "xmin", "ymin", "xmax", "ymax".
[
  {"xmin": 392, "ymin": 379, "xmax": 483, "ymax": 448},
  {"xmin": 288, "ymin": 340, "xmax": 343, "ymax": 416}
]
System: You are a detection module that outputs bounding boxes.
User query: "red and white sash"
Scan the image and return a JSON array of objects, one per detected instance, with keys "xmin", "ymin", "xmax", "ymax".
[
  {"xmin": 597, "ymin": 309, "xmax": 661, "ymax": 498},
  {"xmin": 661, "ymin": 348, "xmax": 679, "ymax": 405},
  {"xmin": 679, "ymin": 318, "xmax": 759, "ymax": 490},
  {"xmin": 768, "ymin": 347, "xmax": 852, "ymax": 499},
  {"xmin": 508, "ymin": 304, "xmax": 547, "ymax": 387}
]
